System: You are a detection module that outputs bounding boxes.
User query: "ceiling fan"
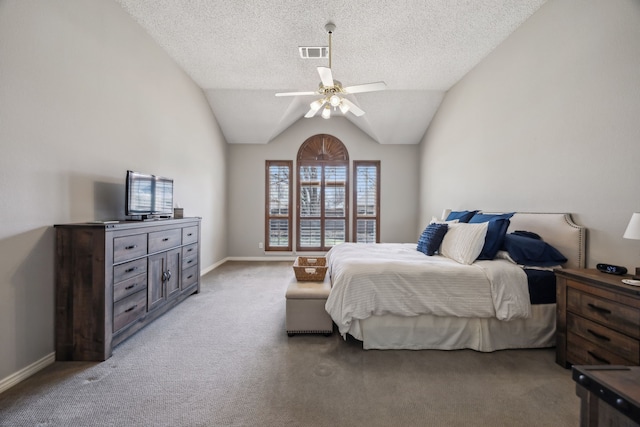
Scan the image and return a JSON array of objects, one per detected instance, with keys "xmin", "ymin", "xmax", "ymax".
[{"xmin": 275, "ymin": 23, "xmax": 386, "ymax": 119}]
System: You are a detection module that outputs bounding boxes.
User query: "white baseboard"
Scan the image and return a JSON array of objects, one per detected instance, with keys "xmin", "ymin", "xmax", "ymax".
[
  {"xmin": 0, "ymin": 352, "xmax": 55, "ymax": 394},
  {"xmin": 200, "ymin": 257, "xmax": 227, "ymax": 276},
  {"xmin": 226, "ymin": 256, "xmax": 296, "ymax": 261},
  {"xmin": 200, "ymin": 256, "xmax": 299, "ymax": 275}
]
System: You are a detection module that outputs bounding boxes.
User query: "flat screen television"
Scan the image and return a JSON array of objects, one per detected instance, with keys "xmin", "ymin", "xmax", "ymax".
[{"xmin": 125, "ymin": 170, "xmax": 174, "ymax": 219}]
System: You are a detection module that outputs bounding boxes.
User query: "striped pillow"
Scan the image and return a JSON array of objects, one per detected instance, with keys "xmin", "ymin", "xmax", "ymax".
[{"xmin": 440, "ymin": 222, "xmax": 489, "ymax": 264}]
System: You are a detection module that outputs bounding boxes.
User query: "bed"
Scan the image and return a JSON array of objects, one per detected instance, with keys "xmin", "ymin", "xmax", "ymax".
[{"xmin": 324, "ymin": 212, "xmax": 586, "ymax": 351}]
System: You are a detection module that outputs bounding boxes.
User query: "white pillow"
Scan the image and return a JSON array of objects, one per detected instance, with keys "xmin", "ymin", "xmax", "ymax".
[{"xmin": 440, "ymin": 222, "xmax": 489, "ymax": 265}]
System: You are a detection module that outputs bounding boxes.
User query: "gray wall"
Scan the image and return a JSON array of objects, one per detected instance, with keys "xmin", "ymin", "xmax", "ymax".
[
  {"xmin": 419, "ymin": 0, "xmax": 640, "ymax": 270},
  {"xmin": 0, "ymin": 1, "xmax": 228, "ymax": 384},
  {"xmin": 227, "ymin": 117, "xmax": 420, "ymax": 257}
]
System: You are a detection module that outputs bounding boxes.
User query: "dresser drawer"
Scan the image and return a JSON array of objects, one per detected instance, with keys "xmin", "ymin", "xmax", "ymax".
[
  {"xmin": 182, "ymin": 226, "xmax": 198, "ymax": 244},
  {"xmin": 113, "ymin": 290, "xmax": 147, "ymax": 333},
  {"xmin": 113, "ymin": 273, "xmax": 147, "ymax": 303},
  {"xmin": 567, "ymin": 287, "xmax": 640, "ymax": 339},
  {"xmin": 148, "ymin": 228, "xmax": 181, "ymax": 253},
  {"xmin": 113, "ymin": 258, "xmax": 147, "ymax": 284},
  {"xmin": 182, "ymin": 264, "xmax": 199, "ymax": 290},
  {"xmin": 182, "ymin": 243, "xmax": 198, "ymax": 270},
  {"xmin": 568, "ymin": 313, "xmax": 639, "ymax": 364},
  {"xmin": 567, "ymin": 332, "xmax": 635, "ymax": 366},
  {"xmin": 182, "ymin": 242, "xmax": 198, "ymax": 258},
  {"xmin": 113, "ymin": 233, "xmax": 147, "ymax": 263}
]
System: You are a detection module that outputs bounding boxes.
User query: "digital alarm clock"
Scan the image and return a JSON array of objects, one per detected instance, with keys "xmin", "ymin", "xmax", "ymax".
[{"xmin": 596, "ymin": 263, "xmax": 627, "ymax": 275}]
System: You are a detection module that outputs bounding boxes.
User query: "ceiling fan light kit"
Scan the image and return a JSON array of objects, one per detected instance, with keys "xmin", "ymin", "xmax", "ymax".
[{"xmin": 275, "ymin": 23, "xmax": 386, "ymax": 119}]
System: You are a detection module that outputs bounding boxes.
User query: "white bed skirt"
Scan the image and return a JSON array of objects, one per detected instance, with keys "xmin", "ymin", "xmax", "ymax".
[{"xmin": 349, "ymin": 303, "xmax": 556, "ymax": 351}]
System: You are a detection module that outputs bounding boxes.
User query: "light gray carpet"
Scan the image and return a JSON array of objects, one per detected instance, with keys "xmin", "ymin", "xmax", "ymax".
[{"xmin": 0, "ymin": 261, "xmax": 580, "ymax": 426}]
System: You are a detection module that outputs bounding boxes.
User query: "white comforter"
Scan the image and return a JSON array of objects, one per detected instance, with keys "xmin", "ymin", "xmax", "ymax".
[{"xmin": 325, "ymin": 243, "xmax": 531, "ymax": 337}]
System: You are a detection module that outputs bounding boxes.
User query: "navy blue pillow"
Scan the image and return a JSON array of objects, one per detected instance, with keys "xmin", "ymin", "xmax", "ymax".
[
  {"xmin": 469, "ymin": 212, "xmax": 515, "ymax": 223},
  {"xmin": 502, "ymin": 233, "xmax": 567, "ymax": 266},
  {"xmin": 445, "ymin": 210, "xmax": 478, "ymax": 223},
  {"xmin": 417, "ymin": 223, "xmax": 449, "ymax": 256},
  {"xmin": 512, "ymin": 230, "xmax": 541, "ymax": 240},
  {"xmin": 475, "ymin": 218, "xmax": 510, "ymax": 260}
]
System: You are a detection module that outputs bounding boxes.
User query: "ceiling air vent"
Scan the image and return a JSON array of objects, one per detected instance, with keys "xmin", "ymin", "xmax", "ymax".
[{"xmin": 299, "ymin": 46, "xmax": 328, "ymax": 59}]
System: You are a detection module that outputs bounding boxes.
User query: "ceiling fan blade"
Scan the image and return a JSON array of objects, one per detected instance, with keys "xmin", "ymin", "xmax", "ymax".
[
  {"xmin": 317, "ymin": 66, "xmax": 334, "ymax": 88},
  {"xmin": 340, "ymin": 98, "xmax": 365, "ymax": 117},
  {"xmin": 275, "ymin": 91, "xmax": 318, "ymax": 97},
  {"xmin": 305, "ymin": 99, "xmax": 325, "ymax": 118},
  {"xmin": 343, "ymin": 81, "xmax": 387, "ymax": 94}
]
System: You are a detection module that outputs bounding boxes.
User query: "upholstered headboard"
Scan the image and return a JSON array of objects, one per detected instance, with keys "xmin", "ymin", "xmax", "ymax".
[{"xmin": 442, "ymin": 210, "xmax": 586, "ymax": 269}]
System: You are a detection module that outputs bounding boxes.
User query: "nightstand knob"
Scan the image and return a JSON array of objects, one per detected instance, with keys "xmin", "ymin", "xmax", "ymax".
[
  {"xmin": 616, "ymin": 398, "xmax": 629, "ymax": 411},
  {"xmin": 578, "ymin": 374, "xmax": 590, "ymax": 386}
]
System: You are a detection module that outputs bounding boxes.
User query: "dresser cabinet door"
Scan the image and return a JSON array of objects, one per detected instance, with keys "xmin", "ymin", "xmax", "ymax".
[
  {"xmin": 148, "ymin": 248, "xmax": 182, "ymax": 310},
  {"xmin": 148, "ymin": 253, "xmax": 167, "ymax": 311},
  {"xmin": 166, "ymin": 248, "xmax": 181, "ymax": 299}
]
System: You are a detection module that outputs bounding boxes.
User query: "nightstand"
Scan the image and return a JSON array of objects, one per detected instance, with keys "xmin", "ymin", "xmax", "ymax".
[
  {"xmin": 556, "ymin": 269, "xmax": 640, "ymax": 368},
  {"xmin": 572, "ymin": 365, "xmax": 640, "ymax": 426}
]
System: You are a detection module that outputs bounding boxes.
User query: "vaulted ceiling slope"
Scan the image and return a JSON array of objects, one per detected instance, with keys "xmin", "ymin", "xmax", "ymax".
[{"xmin": 116, "ymin": 0, "xmax": 547, "ymax": 144}]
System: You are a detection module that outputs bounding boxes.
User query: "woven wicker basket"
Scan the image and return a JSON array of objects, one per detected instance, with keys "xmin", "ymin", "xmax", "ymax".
[{"xmin": 293, "ymin": 257, "xmax": 327, "ymax": 281}]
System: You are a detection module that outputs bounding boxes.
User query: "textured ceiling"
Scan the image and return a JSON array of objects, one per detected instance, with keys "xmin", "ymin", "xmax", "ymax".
[{"xmin": 116, "ymin": 0, "xmax": 547, "ymax": 144}]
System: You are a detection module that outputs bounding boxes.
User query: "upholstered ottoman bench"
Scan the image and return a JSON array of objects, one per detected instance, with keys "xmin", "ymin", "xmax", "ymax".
[{"xmin": 285, "ymin": 275, "xmax": 333, "ymax": 336}]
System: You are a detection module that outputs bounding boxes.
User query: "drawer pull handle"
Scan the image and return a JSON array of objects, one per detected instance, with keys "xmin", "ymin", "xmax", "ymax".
[
  {"xmin": 587, "ymin": 329, "xmax": 611, "ymax": 342},
  {"xmin": 587, "ymin": 303, "xmax": 612, "ymax": 315},
  {"xmin": 125, "ymin": 284, "xmax": 136, "ymax": 290},
  {"xmin": 187, "ymin": 233, "xmax": 193, "ymax": 236},
  {"xmin": 187, "ymin": 248, "xmax": 193, "ymax": 253},
  {"xmin": 162, "ymin": 238, "xmax": 170, "ymax": 242},
  {"xmin": 125, "ymin": 304, "xmax": 137, "ymax": 313},
  {"xmin": 125, "ymin": 245, "xmax": 137, "ymax": 250},
  {"xmin": 125, "ymin": 267, "xmax": 137, "ymax": 273},
  {"xmin": 187, "ymin": 260, "xmax": 193, "ymax": 264},
  {"xmin": 587, "ymin": 351, "xmax": 610, "ymax": 365},
  {"xmin": 187, "ymin": 274, "xmax": 193, "ymax": 279}
]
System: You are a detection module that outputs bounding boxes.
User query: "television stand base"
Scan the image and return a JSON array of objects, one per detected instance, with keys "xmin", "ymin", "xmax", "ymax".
[{"xmin": 135, "ymin": 215, "xmax": 173, "ymax": 221}]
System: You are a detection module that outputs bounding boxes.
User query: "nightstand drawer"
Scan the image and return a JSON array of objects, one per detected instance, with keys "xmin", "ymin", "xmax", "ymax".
[
  {"xmin": 567, "ymin": 332, "xmax": 635, "ymax": 366},
  {"xmin": 567, "ymin": 287, "xmax": 640, "ymax": 339},
  {"xmin": 568, "ymin": 313, "xmax": 639, "ymax": 364}
]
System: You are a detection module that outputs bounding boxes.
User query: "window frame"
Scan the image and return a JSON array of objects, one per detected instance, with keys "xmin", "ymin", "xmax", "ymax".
[
  {"xmin": 265, "ymin": 160, "xmax": 293, "ymax": 252},
  {"xmin": 353, "ymin": 161, "xmax": 380, "ymax": 243}
]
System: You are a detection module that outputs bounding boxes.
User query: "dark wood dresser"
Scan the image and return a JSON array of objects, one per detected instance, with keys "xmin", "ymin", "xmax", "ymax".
[
  {"xmin": 55, "ymin": 218, "xmax": 201, "ymax": 361},
  {"xmin": 556, "ymin": 268, "xmax": 640, "ymax": 368}
]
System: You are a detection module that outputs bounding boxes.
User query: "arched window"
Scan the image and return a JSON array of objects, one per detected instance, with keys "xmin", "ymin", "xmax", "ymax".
[
  {"xmin": 265, "ymin": 135, "xmax": 380, "ymax": 252},
  {"xmin": 297, "ymin": 134, "xmax": 349, "ymax": 251}
]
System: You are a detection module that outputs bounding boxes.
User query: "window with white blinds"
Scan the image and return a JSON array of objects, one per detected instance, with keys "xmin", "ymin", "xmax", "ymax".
[
  {"xmin": 298, "ymin": 163, "xmax": 348, "ymax": 251},
  {"xmin": 354, "ymin": 161, "xmax": 380, "ymax": 243},
  {"xmin": 265, "ymin": 161, "xmax": 292, "ymax": 251}
]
